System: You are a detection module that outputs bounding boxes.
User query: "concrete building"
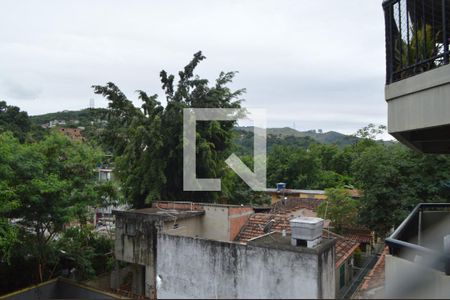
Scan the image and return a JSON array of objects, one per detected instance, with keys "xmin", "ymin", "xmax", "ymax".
[
  {"xmin": 266, "ymin": 187, "xmax": 361, "ymax": 205},
  {"xmin": 57, "ymin": 127, "xmax": 85, "ymax": 142},
  {"xmin": 158, "ymin": 232, "xmax": 335, "ymax": 299},
  {"xmin": 266, "ymin": 188, "xmax": 327, "ymax": 205},
  {"xmin": 111, "ymin": 201, "xmax": 336, "ymax": 299},
  {"xmin": 383, "ymin": 0, "xmax": 450, "ymax": 153},
  {"xmin": 382, "ymin": 1, "xmax": 450, "ymax": 298},
  {"xmin": 234, "ymin": 199, "xmax": 361, "ymax": 298},
  {"xmin": 97, "ymin": 168, "xmax": 113, "ymax": 181}
]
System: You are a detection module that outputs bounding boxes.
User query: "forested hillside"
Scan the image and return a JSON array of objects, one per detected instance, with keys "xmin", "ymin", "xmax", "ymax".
[
  {"xmin": 29, "ymin": 108, "xmax": 108, "ymax": 127},
  {"xmin": 236, "ymin": 126, "xmax": 359, "ymax": 147}
]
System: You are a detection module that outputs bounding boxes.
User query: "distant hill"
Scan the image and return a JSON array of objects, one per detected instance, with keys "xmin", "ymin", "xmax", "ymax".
[
  {"xmin": 236, "ymin": 126, "xmax": 360, "ymax": 148},
  {"xmin": 30, "ymin": 110, "xmax": 391, "ymax": 149},
  {"xmin": 29, "ymin": 108, "xmax": 108, "ymax": 128}
]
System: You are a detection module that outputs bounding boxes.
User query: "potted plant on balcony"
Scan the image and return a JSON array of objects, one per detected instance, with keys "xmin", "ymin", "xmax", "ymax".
[{"xmin": 393, "ymin": 24, "xmax": 441, "ymax": 79}]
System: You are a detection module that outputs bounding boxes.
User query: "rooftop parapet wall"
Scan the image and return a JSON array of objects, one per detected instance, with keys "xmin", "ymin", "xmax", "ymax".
[
  {"xmin": 114, "ymin": 212, "xmax": 159, "ymax": 266},
  {"xmin": 156, "ymin": 233, "xmax": 335, "ymax": 299}
]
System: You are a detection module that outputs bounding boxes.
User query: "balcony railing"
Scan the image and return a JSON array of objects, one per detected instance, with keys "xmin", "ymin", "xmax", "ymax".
[
  {"xmin": 383, "ymin": 0, "xmax": 450, "ymax": 84},
  {"xmin": 385, "ymin": 203, "xmax": 450, "ymax": 275}
]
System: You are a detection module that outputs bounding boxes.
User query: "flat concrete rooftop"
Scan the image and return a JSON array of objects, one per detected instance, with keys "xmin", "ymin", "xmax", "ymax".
[{"xmin": 248, "ymin": 232, "xmax": 336, "ymax": 255}]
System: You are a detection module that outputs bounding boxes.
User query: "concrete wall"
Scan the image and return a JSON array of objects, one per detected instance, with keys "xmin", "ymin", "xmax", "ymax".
[
  {"xmin": 162, "ymin": 215, "xmax": 203, "ymax": 238},
  {"xmin": 228, "ymin": 207, "xmax": 254, "ymax": 241},
  {"xmin": 269, "ymin": 192, "xmax": 327, "ymax": 205},
  {"xmin": 157, "ymin": 206, "xmax": 252, "ymax": 241},
  {"xmin": 113, "ymin": 204, "xmax": 253, "ymax": 297},
  {"xmin": 156, "ymin": 234, "xmax": 335, "ymax": 299},
  {"xmin": 386, "ymin": 64, "xmax": 450, "ymax": 133},
  {"xmin": 199, "ymin": 205, "xmax": 230, "ymax": 241},
  {"xmin": 114, "ymin": 214, "xmax": 157, "ymax": 266},
  {"xmin": 155, "ymin": 202, "xmax": 254, "ymax": 241},
  {"xmin": 319, "ymin": 244, "xmax": 335, "ymax": 299},
  {"xmin": 385, "ymin": 254, "xmax": 450, "ymax": 299},
  {"xmin": 114, "ymin": 213, "xmax": 158, "ymax": 298}
]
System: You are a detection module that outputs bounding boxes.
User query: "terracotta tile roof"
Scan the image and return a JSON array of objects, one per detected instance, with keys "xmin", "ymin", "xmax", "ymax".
[
  {"xmin": 340, "ymin": 227, "xmax": 373, "ymax": 244},
  {"xmin": 355, "ymin": 247, "xmax": 388, "ymax": 299},
  {"xmin": 235, "ymin": 213, "xmax": 360, "ymax": 268},
  {"xmin": 270, "ymin": 197, "xmax": 324, "ymax": 214},
  {"xmin": 324, "ymin": 230, "xmax": 360, "ymax": 267},
  {"xmin": 236, "ymin": 213, "xmax": 290, "ymax": 243}
]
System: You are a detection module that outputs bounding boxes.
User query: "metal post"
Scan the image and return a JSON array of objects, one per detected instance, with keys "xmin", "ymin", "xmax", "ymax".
[
  {"xmin": 418, "ymin": 209, "xmax": 422, "ymax": 246},
  {"xmin": 444, "ymin": 235, "xmax": 450, "ymax": 275},
  {"xmin": 399, "ymin": 1, "xmax": 403, "ymax": 71},
  {"xmin": 385, "ymin": 4, "xmax": 394, "ymax": 84},
  {"xmin": 443, "ymin": 0, "xmax": 449, "ymax": 64},
  {"xmin": 406, "ymin": 0, "xmax": 411, "ymax": 65}
]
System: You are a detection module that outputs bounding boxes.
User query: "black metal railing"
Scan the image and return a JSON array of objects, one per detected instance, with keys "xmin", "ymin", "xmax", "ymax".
[
  {"xmin": 383, "ymin": 0, "xmax": 450, "ymax": 84},
  {"xmin": 385, "ymin": 203, "xmax": 450, "ymax": 275}
]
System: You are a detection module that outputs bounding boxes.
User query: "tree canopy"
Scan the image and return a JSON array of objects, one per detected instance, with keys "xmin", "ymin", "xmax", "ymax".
[
  {"xmin": 93, "ymin": 51, "xmax": 244, "ymax": 207},
  {"xmin": 0, "ymin": 131, "xmax": 114, "ymax": 288}
]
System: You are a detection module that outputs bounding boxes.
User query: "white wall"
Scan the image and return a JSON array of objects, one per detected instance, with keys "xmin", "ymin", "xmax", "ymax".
[{"xmin": 156, "ymin": 234, "xmax": 334, "ymax": 299}]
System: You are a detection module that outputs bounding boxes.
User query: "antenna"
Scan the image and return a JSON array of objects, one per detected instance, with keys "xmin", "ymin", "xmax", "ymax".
[{"xmin": 89, "ymin": 98, "xmax": 95, "ymax": 109}]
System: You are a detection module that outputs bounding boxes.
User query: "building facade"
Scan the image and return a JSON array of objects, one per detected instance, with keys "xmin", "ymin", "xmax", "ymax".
[
  {"xmin": 111, "ymin": 202, "xmax": 336, "ymax": 299},
  {"xmin": 383, "ymin": 1, "xmax": 450, "ymax": 298}
]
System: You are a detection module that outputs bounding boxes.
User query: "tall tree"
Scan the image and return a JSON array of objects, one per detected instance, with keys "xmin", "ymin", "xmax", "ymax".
[
  {"xmin": 317, "ymin": 188, "xmax": 359, "ymax": 233},
  {"xmin": 93, "ymin": 51, "xmax": 244, "ymax": 207},
  {"xmin": 351, "ymin": 141, "xmax": 450, "ymax": 237},
  {"xmin": 0, "ymin": 101, "xmax": 31, "ymax": 142}
]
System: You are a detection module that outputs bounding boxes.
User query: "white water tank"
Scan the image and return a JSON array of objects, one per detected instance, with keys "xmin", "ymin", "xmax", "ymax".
[{"xmin": 290, "ymin": 217, "xmax": 324, "ymax": 247}]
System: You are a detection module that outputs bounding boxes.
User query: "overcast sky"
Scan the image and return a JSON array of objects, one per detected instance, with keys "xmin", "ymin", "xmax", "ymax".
[{"xmin": 0, "ymin": 0, "xmax": 387, "ymax": 135}]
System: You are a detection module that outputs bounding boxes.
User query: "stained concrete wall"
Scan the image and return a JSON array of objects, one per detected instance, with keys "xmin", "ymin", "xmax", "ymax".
[
  {"xmin": 156, "ymin": 234, "xmax": 335, "ymax": 299},
  {"xmin": 385, "ymin": 254, "xmax": 450, "ymax": 299},
  {"xmin": 386, "ymin": 64, "xmax": 450, "ymax": 133},
  {"xmin": 113, "ymin": 205, "xmax": 253, "ymax": 298},
  {"xmin": 162, "ymin": 215, "xmax": 203, "ymax": 238},
  {"xmin": 114, "ymin": 213, "xmax": 157, "ymax": 266},
  {"xmin": 199, "ymin": 205, "xmax": 230, "ymax": 241},
  {"xmin": 114, "ymin": 213, "xmax": 158, "ymax": 297},
  {"xmin": 154, "ymin": 202, "xmax": 254, "ymax": 241}
]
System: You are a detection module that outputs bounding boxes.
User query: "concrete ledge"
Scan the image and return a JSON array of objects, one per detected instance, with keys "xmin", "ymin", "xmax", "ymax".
[
  {"xmin": 386, "ymin": 64, "xmax": 450, "ymax": 134},
  {"xmin": 386, "ymin": 64, "xmax": 450, "ymax": 101}
]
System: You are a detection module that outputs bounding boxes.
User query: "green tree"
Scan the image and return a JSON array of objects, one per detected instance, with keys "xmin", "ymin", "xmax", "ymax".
[
  {"xmin": 317, "ymin": 188, "xmax": 359, "ymax": 233},
  {"xmin": 354, "ymin": 123, "xmax": 386, "ymax": 140},
  {"xmin": 56, "ymin": 227, "xmax": 113, "ymax": 281},
  {"xmin": 223, "ymin": 155, "xmax": 271, "ymax": 206},
  {"xmin": 0, "ymin": 132, "xmax": 107, "ymax": 282},
  {"xmin": 93, "ymin": 51, "xmax": 244, "ymax": 207},
  {"xmin": 0, "ymin": 101, "xmax": 31, "ymax": 142},
  {"xmin": 350, "ymin": 140, "xmax": 450, "ymax": 236}
]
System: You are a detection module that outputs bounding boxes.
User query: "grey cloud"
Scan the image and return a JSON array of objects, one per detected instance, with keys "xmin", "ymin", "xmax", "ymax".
[
  {"xmin": 0, "ymin": 0, "xmax": 388, "ymax": 134},
  {"xmin": 0, "ymin": 79, "xmax": 42, "ymax": 100}
]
